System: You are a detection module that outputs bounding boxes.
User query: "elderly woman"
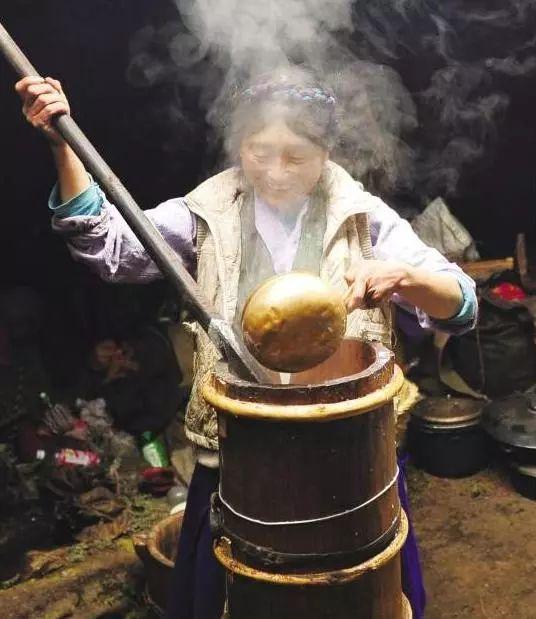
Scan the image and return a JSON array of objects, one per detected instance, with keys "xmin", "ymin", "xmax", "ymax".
[{"xmin": 17, "ymin": 67, "xmax": 476, "ymax": 619}]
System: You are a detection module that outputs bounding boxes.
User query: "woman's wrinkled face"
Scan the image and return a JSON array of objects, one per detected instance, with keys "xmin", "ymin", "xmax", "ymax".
[{"xmin": 240, "ymin": 119, "xmax": 328, "ymax": 210}]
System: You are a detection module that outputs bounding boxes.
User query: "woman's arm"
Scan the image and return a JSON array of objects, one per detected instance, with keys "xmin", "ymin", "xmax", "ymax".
[
  {"xmin": 16, "ymin": 75, "xmax": 197, "ymax": 282},
  {"xmin": 52, "ymin": 143, "xmax": 91, "ymax": 203},
  {"xmin": 51, "ymin": 187, "xmax": 197, "ymax": 283},
  {"xmin": 344, "ymin": 259, "xmax": 463, "ymax": 319},
  {"xmin": 345, "ymin": 201, "xmax": 477, "ymax": 330},
  {"xmin": 16, "ymin": 76, "xmax": 90, "ymax": 201}
]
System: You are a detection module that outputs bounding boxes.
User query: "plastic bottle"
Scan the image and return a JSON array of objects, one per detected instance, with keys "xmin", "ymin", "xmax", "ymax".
[
  {"xmin": 36, "ymin": 448, "xmax": 101, "ymax": 467},
  {"xmin": 139, "ymin": 431, "xmax": 170, "ymax": 468}
]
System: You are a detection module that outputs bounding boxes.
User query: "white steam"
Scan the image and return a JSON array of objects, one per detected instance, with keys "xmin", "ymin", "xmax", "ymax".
[{"xmin": 127, "ymin": 0, "xmax": 536, "ymax": 200}]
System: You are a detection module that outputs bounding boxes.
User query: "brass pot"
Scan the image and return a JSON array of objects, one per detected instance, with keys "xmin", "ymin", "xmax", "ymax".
[{"xmin": 241, "ymin": 272, "xmax": 347, "ymax": 373}]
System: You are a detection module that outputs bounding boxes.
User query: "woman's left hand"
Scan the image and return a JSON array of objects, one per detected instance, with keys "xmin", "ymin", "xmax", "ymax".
[
  {"xmin": 343, "ymin": 260, "xmax": 411, "ymax": 312},
  {"xmin": 344, "ymin": 260, "xmax": 464, "ymax": 320}
]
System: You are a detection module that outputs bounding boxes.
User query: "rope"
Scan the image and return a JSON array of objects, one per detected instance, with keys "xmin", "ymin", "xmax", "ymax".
[{"xmin": 218, "ymin": 466, "xmax": 399, "ymax": 527}]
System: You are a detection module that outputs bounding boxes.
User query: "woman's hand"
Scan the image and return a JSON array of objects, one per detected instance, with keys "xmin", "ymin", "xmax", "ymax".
[
  {"xmin": 343, "ymin": 260, "xmax": 410, "ymax": 312},
  {"xmin": 15, "ymin": 76, "xmax": 70, "ymax": 146},
  {"xmin": 344, "ymin": 260, "xmax": 463, "ymax": 320},
  {"xmin": 16, "ymin": 76, "xmax": 91, "ymax": 202}
]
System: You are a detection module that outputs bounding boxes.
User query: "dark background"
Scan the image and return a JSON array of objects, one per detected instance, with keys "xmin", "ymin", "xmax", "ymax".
[
  {"xmin": 0, "ymin": 0, "xmax": 535, "ymax": 376},
  {"xmin": 0, "ymin": 0, "xmax": 210, "ymax": 290}
]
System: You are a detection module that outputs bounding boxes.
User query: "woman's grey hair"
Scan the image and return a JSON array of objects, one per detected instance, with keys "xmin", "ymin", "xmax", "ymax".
[{"xmin": 221, "ymin": 66, "xmax": 340, "ymax": 161}]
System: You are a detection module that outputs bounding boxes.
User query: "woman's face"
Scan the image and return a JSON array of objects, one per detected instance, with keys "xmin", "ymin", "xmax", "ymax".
[{"xmin": 240, "ymin": 120, "xmax": 328, "ymax": 210}]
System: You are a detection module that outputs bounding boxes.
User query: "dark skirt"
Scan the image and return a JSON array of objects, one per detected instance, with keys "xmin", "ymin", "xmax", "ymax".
[
  {"xmin": 166, "ymin": 458, "xmax": 426, "ymax": 619},
  {"xmin": 164, "ymin": 465, "xmax": 225, "ymax": 619}
]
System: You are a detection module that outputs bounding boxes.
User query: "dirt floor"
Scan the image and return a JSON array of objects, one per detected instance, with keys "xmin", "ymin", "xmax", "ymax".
[
  {"xmin": 407, "ymin": 463, "xmax": 536, "ymax": 619},
  {"xmin": 0, "ymin": 495, "xmax": 169, "ymax": 619},
  {"xmin": 2, "ymin": 463, "xmax": 535, "ymax": 618}
]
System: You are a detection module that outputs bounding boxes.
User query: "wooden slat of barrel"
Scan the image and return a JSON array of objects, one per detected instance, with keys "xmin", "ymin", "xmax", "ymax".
[
  {"xmin": 226, "ymin": 558, "xmax": 402, "ymax": 619},
  {"xmin": 219, "ymin": 406, "xmax": 398, "ymax": 565}
]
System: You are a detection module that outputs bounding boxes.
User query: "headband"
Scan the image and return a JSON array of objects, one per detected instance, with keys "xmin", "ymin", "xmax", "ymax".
[{"xmin": 241, "ymin": 83, "xmax": 337, "ymax": 107}]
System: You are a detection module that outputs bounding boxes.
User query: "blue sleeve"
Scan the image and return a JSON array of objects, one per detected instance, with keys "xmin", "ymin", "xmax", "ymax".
[
  {"xmin": 369, "ymin": 201, "xmax": 477, "ymax": 334},
  {"xmin": 48, "ymin": 175, "xmax": 103, "ymax": 218},
  {"xmin": 429, "ymin": 273, "xmax": 478, "ymax": 329}
]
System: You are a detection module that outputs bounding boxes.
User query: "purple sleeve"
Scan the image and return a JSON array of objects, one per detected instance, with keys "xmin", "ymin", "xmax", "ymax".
[
  {"xmin": 51, "ymin": 187, "xmax": 197, "ymax": 283},
  {"xmin": 369, "ymin": 201, "xmax": 477, "ymax": 335}
]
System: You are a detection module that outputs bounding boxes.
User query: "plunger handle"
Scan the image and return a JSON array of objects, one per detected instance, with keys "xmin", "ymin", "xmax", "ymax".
[{"xmin": 0, "ymin": 20, "xmax": 271, "ymax": 383}]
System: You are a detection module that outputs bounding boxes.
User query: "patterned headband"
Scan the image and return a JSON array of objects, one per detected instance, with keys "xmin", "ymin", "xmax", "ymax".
[{"xmin": 241, "ymin": 83, "xmax": 337, "ymax": 107}]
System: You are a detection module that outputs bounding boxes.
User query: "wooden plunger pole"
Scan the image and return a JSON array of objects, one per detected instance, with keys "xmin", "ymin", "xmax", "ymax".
[{"xmin": 0, "ymin": 20, "xmax": 271, "ymax": 384}]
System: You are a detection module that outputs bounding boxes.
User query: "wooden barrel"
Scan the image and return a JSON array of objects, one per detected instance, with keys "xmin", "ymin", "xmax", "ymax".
[
  {"xmin": 132, "ymin": 512, "xmax": 183, "ymax": 615},
  {"xmin": 203, "ymin": 339, "xmax": 407, "ymax": 618}
]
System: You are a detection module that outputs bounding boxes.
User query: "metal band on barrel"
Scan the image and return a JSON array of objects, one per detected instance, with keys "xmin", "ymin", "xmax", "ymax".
[
  {"xmin": 218, "ymin": 466, "xmax": 399, "ymax": 526},
  {"xmin": 214, "ymin": 511, "xmax": 401, "ymax": 568},
  {"xmin": 214, "ymin": 510, "xmax": 409, "ymax": 586},
  {"xmin": 402, "ymin": 594, "xmax": 413, "ymax": 618}
]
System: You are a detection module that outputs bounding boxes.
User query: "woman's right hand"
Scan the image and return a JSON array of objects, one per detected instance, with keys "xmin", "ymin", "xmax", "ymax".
[{"xmin": 15, "ymin": 76, "xmax": 70, "ymax": 146}]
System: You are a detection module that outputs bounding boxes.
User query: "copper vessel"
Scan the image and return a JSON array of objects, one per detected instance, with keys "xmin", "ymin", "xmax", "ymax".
[{"xmin": 241, "ymin": 272, "xmax": 347, "ymax": 372}]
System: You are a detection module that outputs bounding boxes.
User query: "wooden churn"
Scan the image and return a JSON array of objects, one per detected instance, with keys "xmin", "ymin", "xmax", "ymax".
[
  {"xmin": 203, "ymin": 339, "xmax": 411, "ymax": 619},
  {"xmin": 132, "ymin": 512, "xmax": 184, "ymax": 614}
]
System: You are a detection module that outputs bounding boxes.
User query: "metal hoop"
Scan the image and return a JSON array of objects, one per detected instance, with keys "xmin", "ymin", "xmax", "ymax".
[
  {"xmin": 203, "ymin": 365, "xmax": 404, "ymax": 422},
  {"xmin": 214, "ymin": 510, "xmax": 408, "ymax": 586}
]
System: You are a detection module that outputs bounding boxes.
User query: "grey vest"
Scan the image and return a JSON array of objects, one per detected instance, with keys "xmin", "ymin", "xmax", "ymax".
[{"xmin": 182, "ymin": 162, "xmax": 392, "ymax": 450}]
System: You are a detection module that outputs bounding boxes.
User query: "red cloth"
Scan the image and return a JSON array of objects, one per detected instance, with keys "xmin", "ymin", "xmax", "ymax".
[{"xmin": 490, "ymin": 282, "xmax": 527, "ymax": 302}]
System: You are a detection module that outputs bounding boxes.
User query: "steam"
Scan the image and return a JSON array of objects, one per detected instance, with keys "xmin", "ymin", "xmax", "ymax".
[{"xmin": 127, "ymin": 0, "xmax": 536, "ymax": 200}]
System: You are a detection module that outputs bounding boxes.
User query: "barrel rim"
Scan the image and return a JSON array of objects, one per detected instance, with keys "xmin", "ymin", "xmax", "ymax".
[
  {"xmin": 145, "ymin": 512, "xmax": 183, "ymax": 568},
  {"xmin": 203, "ymin": 365, "xmax": 404, "ymax": 422},
  {"xmin": 213, "ymin": 509, "xmax": 408, "ymax": 585},
  {"xmin": 214, "ymin": 340, "xmax": 392, "ymax": 397},
  {"xmin": 402, "ymin": 593, "xmax": 413, "ymax": 618}
]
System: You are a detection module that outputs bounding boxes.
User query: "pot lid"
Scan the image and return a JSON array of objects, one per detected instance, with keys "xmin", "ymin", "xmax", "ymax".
[
  {"xmin": 410, "ymin": 397, "xmax": 483, "ymax": 425},
  {"xmin": 481, "ymin": 386, "xmax": 536, "ymax": 450}
]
